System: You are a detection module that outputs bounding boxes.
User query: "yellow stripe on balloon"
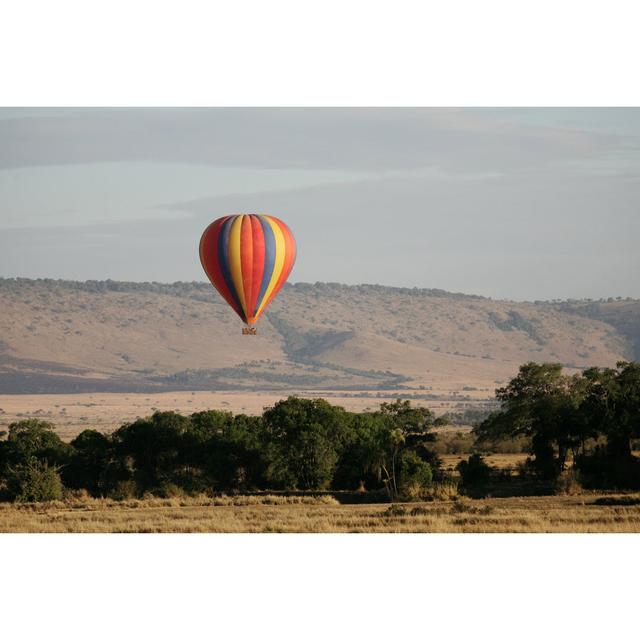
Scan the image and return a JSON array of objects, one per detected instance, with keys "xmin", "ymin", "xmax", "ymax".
[
  {"xmin": 255, "ymin": 215, "xmax": 285, "ymax": 318},
  {"xmin": 229, "ymin": 215, "xmax": 248, "ymax": 317}
]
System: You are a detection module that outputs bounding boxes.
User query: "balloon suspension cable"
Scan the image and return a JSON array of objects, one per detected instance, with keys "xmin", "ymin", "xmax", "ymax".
[{"xmin": 242, "ymin": 326, "xmax": 257, "ymax": 335}]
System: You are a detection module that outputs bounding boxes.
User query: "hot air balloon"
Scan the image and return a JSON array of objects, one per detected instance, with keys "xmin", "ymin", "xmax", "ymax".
[{"xmin": 199, "ymin": 214, "xmax": 296, "ymax": 334}]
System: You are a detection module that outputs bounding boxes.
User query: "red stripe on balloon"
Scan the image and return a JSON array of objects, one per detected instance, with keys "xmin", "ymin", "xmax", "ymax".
[
  {"xmin": 247, "ymin": 215, "xmax": 265, "ymax": 322},
  {"xmin": 240, "ymin": 215, "xmax": 254, "ymax": 319}
]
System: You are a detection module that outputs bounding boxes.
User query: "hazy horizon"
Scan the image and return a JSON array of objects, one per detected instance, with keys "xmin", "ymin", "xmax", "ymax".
[
  {"xmin": 3, "ymin": 275, "xmax": 638, "ymax": 305},
  {"xmin": 1, "ymin": 107, "xmax": 639, "ymax": 301}
]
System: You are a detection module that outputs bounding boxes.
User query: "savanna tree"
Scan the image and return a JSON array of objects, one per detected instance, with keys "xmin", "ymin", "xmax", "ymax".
[{"xmin": 476, "ymin": 363, "xmax": 588, "ymax": 480}]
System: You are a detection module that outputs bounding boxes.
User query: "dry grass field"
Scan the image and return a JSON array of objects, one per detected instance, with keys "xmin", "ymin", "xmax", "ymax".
[
  {"xmin": 2, "ymin": 493, "xmax": 640, "ymax": 533},
  {"xmin": 440, "ymin": 452, "xmax": 527, "ymax": 473}
]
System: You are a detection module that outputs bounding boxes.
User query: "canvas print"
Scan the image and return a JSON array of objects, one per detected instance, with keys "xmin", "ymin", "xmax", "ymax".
[{"xmin": 0, "ymin": 107, "xmax": 638, "ymax": 532}]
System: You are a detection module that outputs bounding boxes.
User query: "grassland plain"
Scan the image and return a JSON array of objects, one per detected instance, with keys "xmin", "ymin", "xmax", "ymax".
[{"xmin": 2, "ymin": 493, "xmax": 640, "ymax": 533}]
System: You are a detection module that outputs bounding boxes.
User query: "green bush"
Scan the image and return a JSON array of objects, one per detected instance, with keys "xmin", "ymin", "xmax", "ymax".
[
  {"xmin": 399, "ymin": 450, "xmax": 433, "ymax": 489},
  {"xmin": 575, "ymin": 446, "xmax": 640, "ymax": 490},
  {"xmin": 456, "ymin": 454, "xmax": 494, "ymax": 495},
  {"xmin": 6, "ymin": 458, "xmax": 63, "ymax": 502}
]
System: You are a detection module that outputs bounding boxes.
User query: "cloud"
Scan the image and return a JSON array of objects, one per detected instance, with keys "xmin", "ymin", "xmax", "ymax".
[{"xmin": 0, "ymin": 108, "xmax": 630, "ymax": 174}]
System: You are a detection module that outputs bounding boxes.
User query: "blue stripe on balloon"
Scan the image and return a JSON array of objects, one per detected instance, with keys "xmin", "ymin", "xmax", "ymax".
[
  {"xmin": 254, "ymin": 215, "xmax": 276, "ymax": 314},
  {"xmin": 218, "ymin": 217, "xmax": 244, "ymax": 317}
]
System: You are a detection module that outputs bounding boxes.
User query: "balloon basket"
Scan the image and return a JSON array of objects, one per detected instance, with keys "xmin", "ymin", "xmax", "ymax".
[{"xmin": 242, "ymin": 327, "xmax": 257, "ymax": 335}]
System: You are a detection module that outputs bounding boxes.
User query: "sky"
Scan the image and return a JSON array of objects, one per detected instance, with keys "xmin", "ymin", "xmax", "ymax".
[{"xmin": 0, "ymin": 107, "xmax": 638, "ymax": 301}]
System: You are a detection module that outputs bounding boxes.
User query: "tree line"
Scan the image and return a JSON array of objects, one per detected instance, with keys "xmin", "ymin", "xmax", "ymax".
[
  {"xmin": 0, "ymin": 360, "xmax": 638, "ymax": 503},
  {"xmin": 473, "ymin": 360, "xmax": 640, "ymax": 491},
  {"xmin": 0, "ymin": 398, "xmax": 445, "ymax": 502}
]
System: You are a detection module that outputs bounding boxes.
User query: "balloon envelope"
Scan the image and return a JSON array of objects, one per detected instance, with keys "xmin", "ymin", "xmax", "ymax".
[{"xmin": 199, "ymin": 214, "xmax": 296, "ymax": 325}]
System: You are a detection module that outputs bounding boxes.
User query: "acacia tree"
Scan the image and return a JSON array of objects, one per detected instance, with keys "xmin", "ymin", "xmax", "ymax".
[
  {"xmin": 332, "ymin": 411, "xmax": 389, "ymax": 490},
  {"xmin": 63, "ymin": 429, "xmax": 113, "ymax": 496},
  {"xmin": 375, "ymin": 399, "xmax": 442, "ymax": 498},
  {"xmin": 3, "ymin": 419, "xmax": 72, "ymax": 469},
  {"xmin": 185, "ymin": 409, "xmax": 238, "ymax": 491},
  {"xmin": 476, "ymin": 363, "xmax": 588, "ymax": 480},
  {"xmin": 112, "ymin": 411, "xmax": 192, "ymax": 492},
  {"xmin": 577, "ymin": 362, "xmax": 640, "ymax": 487},
  {"xmin": 261, "ymin": 397, "xmax": 353, "ymax": 490},
  {"xmin": 582, "ymin": 362, "xmax": 640, "ymax": 458}
]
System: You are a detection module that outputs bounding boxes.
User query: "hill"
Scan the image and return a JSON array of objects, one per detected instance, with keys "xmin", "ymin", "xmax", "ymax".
[{"xmin": 0, "ymin": 278, "xmax": 638, "ymax": 395}]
